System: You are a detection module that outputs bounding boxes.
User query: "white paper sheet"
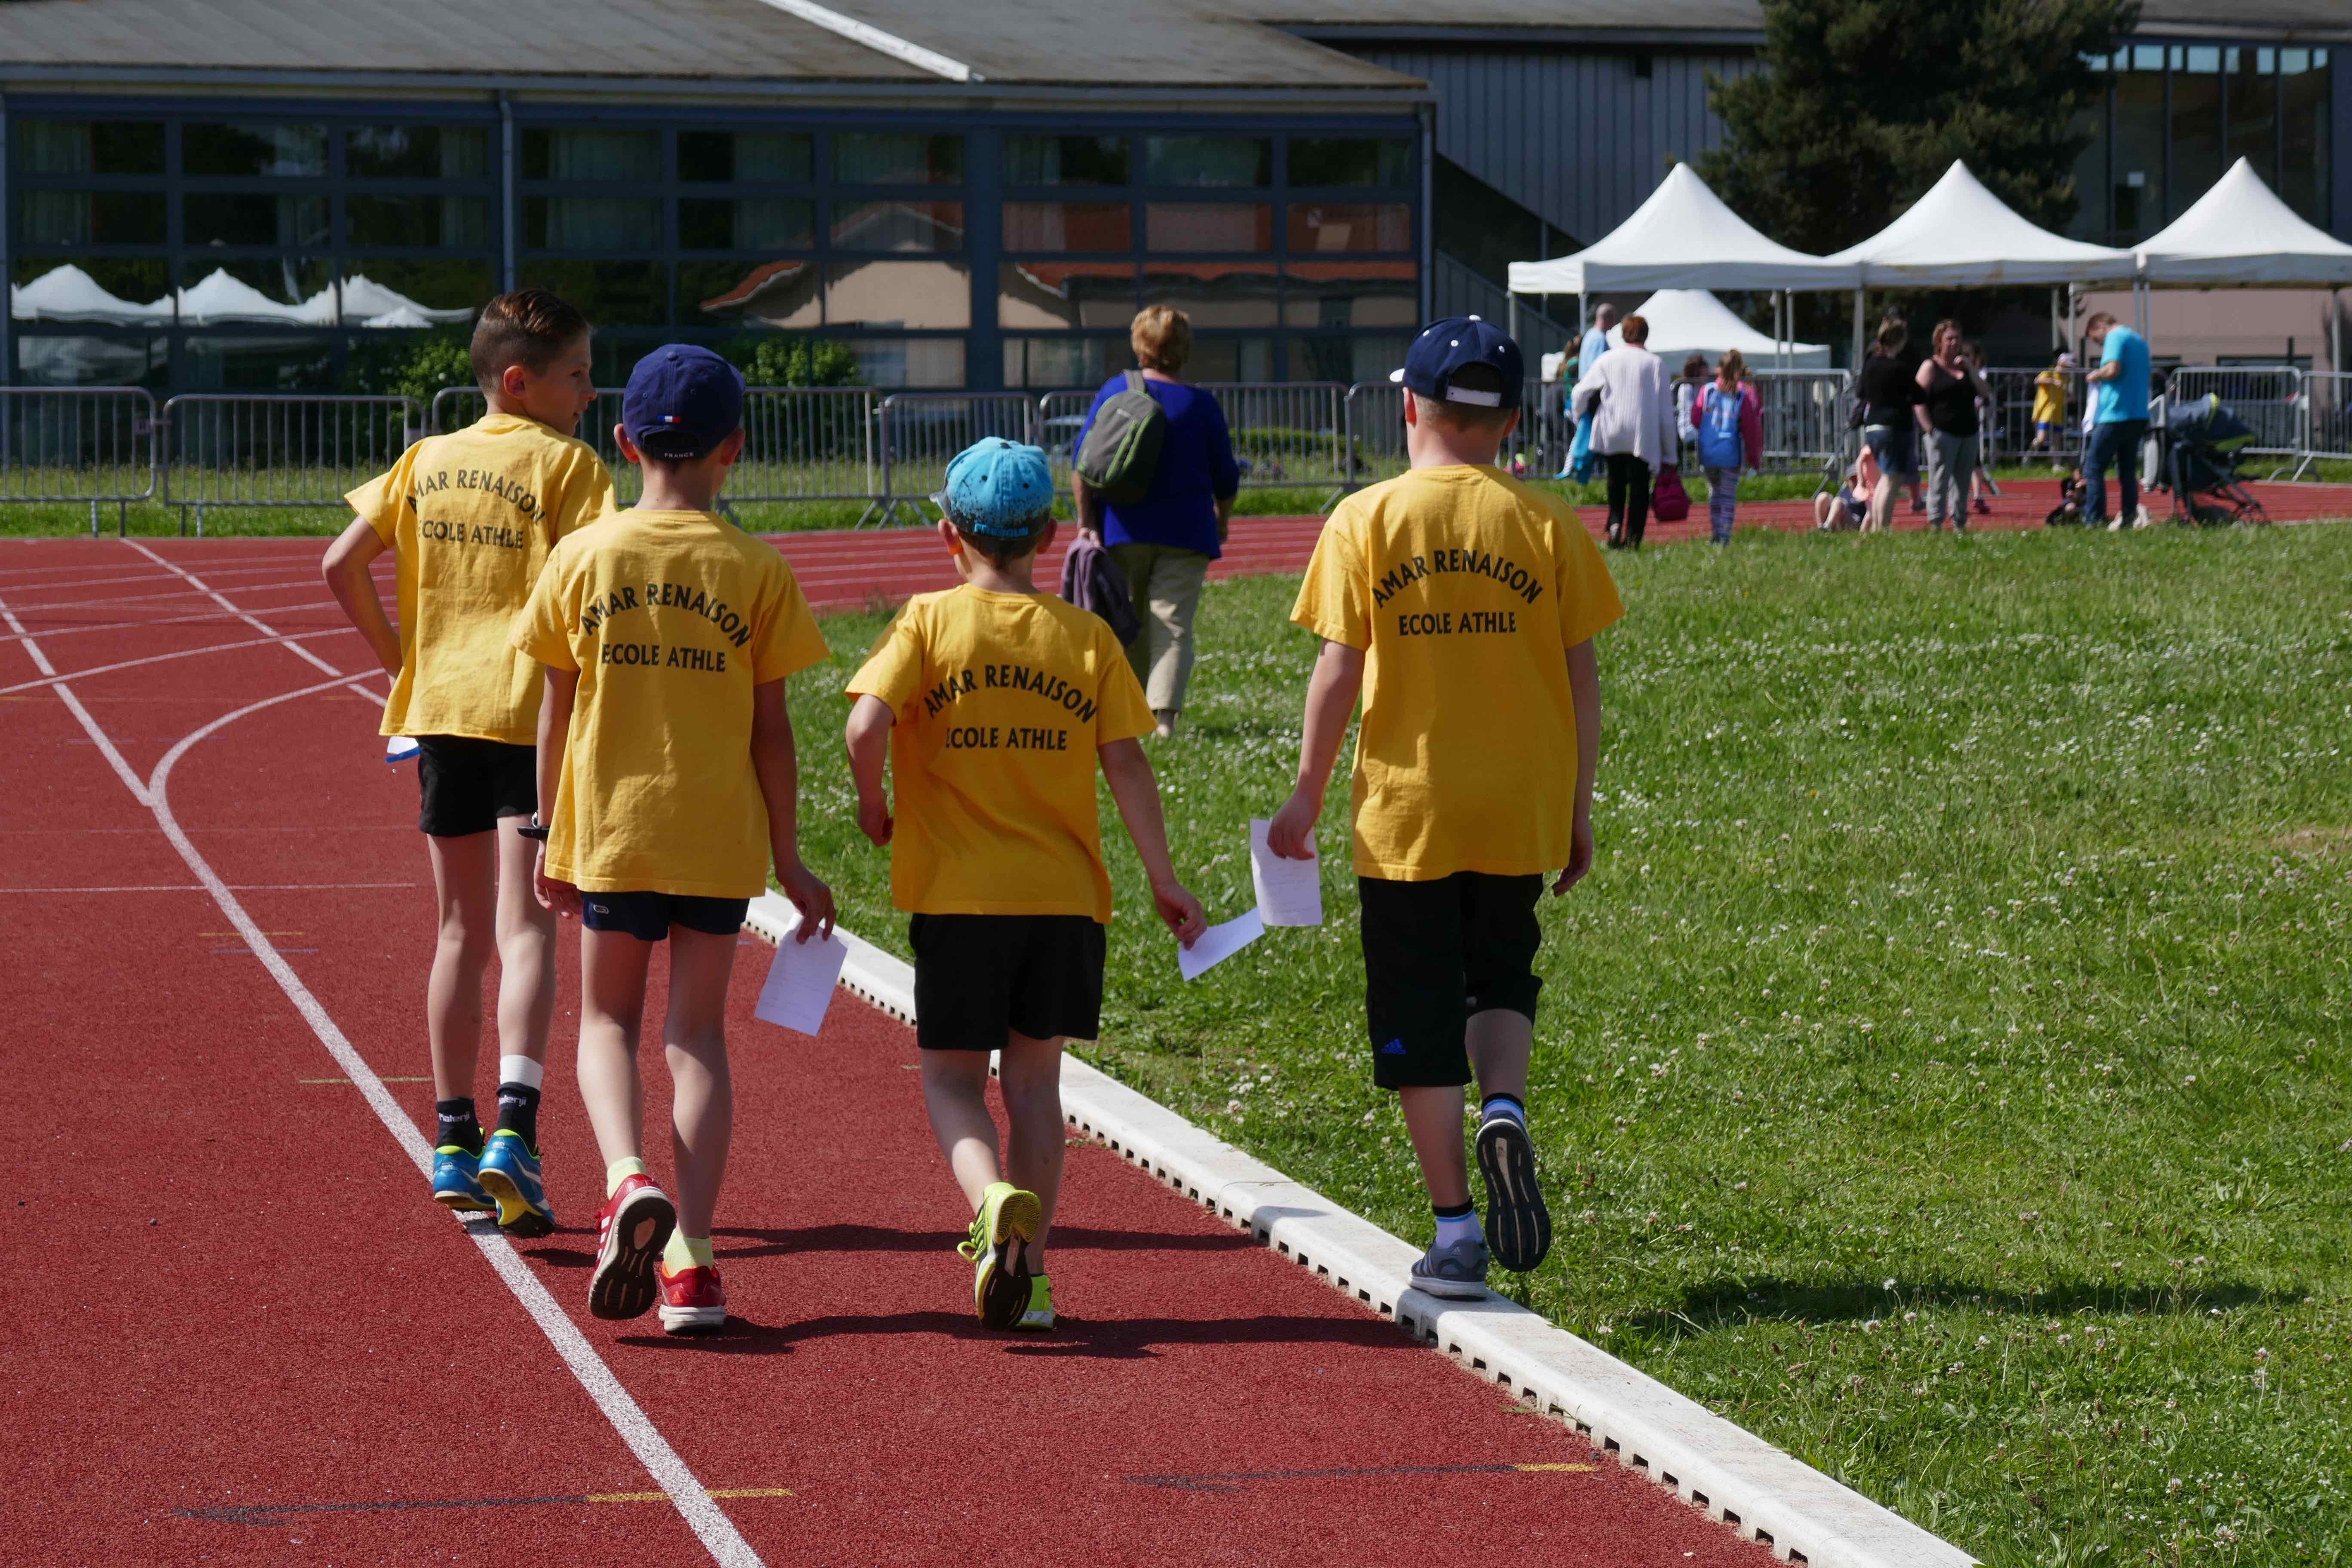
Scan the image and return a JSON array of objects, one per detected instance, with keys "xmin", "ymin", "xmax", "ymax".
[
  {"xmin": 754, "ymin": 927, "xmax": 848, "ymax": 1035},
  {"xmin": 1178, "ymin": 909, "xmax": 1263, "ymax": 981},
  {"xmin": 384, "ymin": 735, "xmax": 419, "ymax": 763},
  {"xmin": 1249, "ymin": 818, "xmax": 1323, "ymax": 927}
]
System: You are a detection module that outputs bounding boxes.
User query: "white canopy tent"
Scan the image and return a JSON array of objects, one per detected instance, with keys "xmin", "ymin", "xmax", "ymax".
[
  {"xmin": 10, "ymin": 263, "xmax": 474, "ymax": 329},
  {"xmin": 1602, "ymin": 288, "xmax": 1830, "ymax": 368},
  {"xmin": 2135, "ymin": 158, "xmax": 2352, "ymax": 375}
]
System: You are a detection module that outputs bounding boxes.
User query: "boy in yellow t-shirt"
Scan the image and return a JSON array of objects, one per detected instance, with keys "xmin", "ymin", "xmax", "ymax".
[
  {"xmin": 1267, "ymin": 318, "xmax": 1623, "ymax": 1302},
  {"xmin": 512, "ymin": 345, "xmax": 836, "ymax": 1335},
  {"xmin": 322, "ymin": 288, "xmax": 612, "ymax": 1235},
  {"xmin": 845, "ymin": 438, "xmax": 1205, "ymax": 1332},
  {"xmin": 2030, "ymin": 351, "xmax": 2075, "ymax": 463}
]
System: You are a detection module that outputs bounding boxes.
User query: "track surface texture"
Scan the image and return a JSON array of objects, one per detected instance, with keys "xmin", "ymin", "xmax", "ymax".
[{"xmin": 0, "ymin": 537, "xmax": 1778, "ymax": 1565}]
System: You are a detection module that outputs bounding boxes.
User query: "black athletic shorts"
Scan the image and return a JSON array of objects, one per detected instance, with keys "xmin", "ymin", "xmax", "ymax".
[
  {"xmin": 910, "ymin": 913, "xmax": 1106, "ymax": 1051},
  {"xmin": 414, "ymin": 735, "xmax": 537, "ymax": 839},
  {"xmin": 579, "ymin": 890, "xmax": 750, "ymax": 942},
  {"xmin": 1358, "ymin": 872, "xmax": 1545, "ymax": 1090}
]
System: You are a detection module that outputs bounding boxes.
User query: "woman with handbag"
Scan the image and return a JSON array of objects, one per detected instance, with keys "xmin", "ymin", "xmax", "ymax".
[{"xmin": 1570, "ymin": 313, "xmax": 1680, "ymax": 550}]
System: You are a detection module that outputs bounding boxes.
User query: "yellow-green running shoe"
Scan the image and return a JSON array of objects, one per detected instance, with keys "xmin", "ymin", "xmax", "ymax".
[
  {"xmin": 1013, "ymin": 1274, "xmax": 1055, "ymax": 1332},
  {"xmin": 956, "ymin": 1181, "xmax": 1040, "ymax": 1329}
]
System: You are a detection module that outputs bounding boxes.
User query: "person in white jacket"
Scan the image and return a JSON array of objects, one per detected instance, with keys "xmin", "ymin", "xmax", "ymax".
[{"xmin": 1571, "ymin": 314, "xmax": 1680, "ymax": 549}]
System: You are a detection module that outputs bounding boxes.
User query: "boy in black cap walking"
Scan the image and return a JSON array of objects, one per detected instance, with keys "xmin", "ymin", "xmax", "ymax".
[
  {"xmin": 1266, "ymin": 318, "xmax": 1623, "ymax": 1299},
  {"xmin": 513, "ymin": 344, "xmax": 836, "ymax": 1333}
]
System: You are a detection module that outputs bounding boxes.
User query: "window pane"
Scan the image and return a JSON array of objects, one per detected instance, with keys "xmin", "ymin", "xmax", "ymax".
[
  {"xmin": 521, "ymin": 128, "xmax": 661, "ymax": 182},
  {"xmin": 10, "ymin": 256, "xmax": 170, "ymax": 318},
  {"xmin": 181, "ymin": 334, "xmax": 336, "ymax": 390},
  {"xmin": 2281, "ymin": 52, "xmax": 2333, "ymax": 227},
  {"xmin": 1003, "ymin": 135, "xmax": 1129, "ymax": 186},
  {"xmin": 1289, "ymin": 137, "xmax": 1412, "ymax": 187},
  {"xmin": 833, "ymin": 133, "xmax": 963, "ymax": 185},
  {"xmin": 1145, "ymin": 203, "xmax": 1273, "ymax": 252},
  {"xmin": 999, "ymin": 261, "xmax": 1138, "ymax": 330},
  {"xmin": 1180, "ymin": 337, "xmax": 1272, "ymax": 382},
  {"xmin": 2065, "ymin": 101, "xmax": 2107, "ymax": 239},
  {"xmin": 2112, "ymin": 70, "xmax": 2165, "ymax": 243},
  {"xmin": 22, "ymin": 191, "xmax": 167, "ymax": 246},
  {"xmin": 1004, "ymin": 334, "xmax": 1135, "ymax": 389},
  {"xmin": 838, "ymin": 337, "xmax": 965, "ymax": 388},
  {"xmin": 1287, "ymin": 202, "xmax": 1411, "ymax": 253},
  {"xmin": 679, "ymin": 198, "xmax": 815, "ymax": 251},
  {"xmin": 1145, "ymin": 136, "xmax": 1271, "ymax": 187},
  {"xmin": 178, "ymin": 256, "xmax": 334, "ymax": 318},
  {"xmin": 1140, "ymin": 263, "xmax": 1277, "ymax": 327},
  {"xmin": 1282, "ymin": 262, "xmax": 1418, "ymax": 329},
  {"xmin": 2172, "ymin": 57, "xmax": 2223, "ymax": 213},
  {"xmin": 184, "ymin": 123, "xmax": 328, "ymax": 178},
  {"xmin": 524, "ymin": 196, "xmax": 659, "ymax": 250},
  {"xmin": 824, "ymin": 258, "xmax": 971, "ymax": 330},
  {"xmin": 682, "ymin": 259, "xmax": 820, "ymax": 328},
  {"xmin": 2226, "ymin": 49, "xmax": 2278, "ymax": 179},
  {"xmin": 348, "ymin": 195, "xmax": 491, "ymax": 248},
  {"xmin": 1002, "ymin": 202, "xmax": 1132, "ymax": 252},
  {"xmin": 518, "ymin": 260, "xmax": 668, "ymax": 325},
  {"xmin": 348, "ymin": 126, "xmax": 490, "ymax": 179},
  {"xmin": 184, "ymin": 193, "xmax": 331, "ymax": 248},
  {"xmin": 829, "ymin": 199, "xmax": 965, "ymax": 251},
  {"xmin": 343, "ymin": 257, "xmax": 495, "ymax": 315},
  {"xmin": 17, "ymin": 121, "xmax": 165, "ymax": 176},
  {"xmin": 1292, "ymin": 334, "xmax": 1411, "ymax": 385},
  {"xmin": 677, "ymin": 130, "xmax": 814, "ymax": 183},
  {"xmin": 15, "ymin": 333, "xmax": 169, "ymax": 388}
]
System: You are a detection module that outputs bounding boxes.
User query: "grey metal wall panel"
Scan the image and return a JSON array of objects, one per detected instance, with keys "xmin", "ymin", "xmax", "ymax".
[{"xmin": 1356, "ymin": 46, "xmax": 1755, "ymax": 242}]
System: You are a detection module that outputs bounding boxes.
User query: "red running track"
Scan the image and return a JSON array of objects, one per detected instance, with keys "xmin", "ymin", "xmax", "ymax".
[
  {"xmin": 0, "ymin": 536, "xmax": 1774, "ymax": 1565},
  {"xmin": 772, "ymin": 477, "xmax": 2352, "ymax": 610}
]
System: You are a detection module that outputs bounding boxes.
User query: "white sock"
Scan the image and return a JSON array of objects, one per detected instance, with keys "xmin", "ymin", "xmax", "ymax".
[
  {"xmin": 1433, "ymin": 1207, "xmax": 1482, "ymax": 1250},
  {"xmin": 498, "ymin": 1054, "xmax": 545, "ymax": 1090}
]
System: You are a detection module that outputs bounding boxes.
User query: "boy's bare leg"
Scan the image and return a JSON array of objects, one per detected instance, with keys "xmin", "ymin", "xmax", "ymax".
[
  {"xmin": 1466, "ymin": 1008, "xmax": 1532, "ymax": 1105},
  {"xmin": 996, "ymin": 1031, "xmax": 1066, "ymax": 1273},
  {"xmin": 492, "ymin": 818, "xmax": 557, "ymax": 1067},
  {"xmin": 1399, "ymin": 1085, "xmax": 1471, "ymax": 1208},
  {"xmin": 661, "ymin": 926, "xmax": 739, "ymax": 1242},
  {"xmin": 423, "ymin": 831, "xmax": 498, "ymax": 1101},
  {"xmin": 920, "ymin": 1050, "xmax": 1005, "ymax": 1209},
  {"xmin": 576, "ymin": 926, "xmax": 654, "ymax": 1171}
]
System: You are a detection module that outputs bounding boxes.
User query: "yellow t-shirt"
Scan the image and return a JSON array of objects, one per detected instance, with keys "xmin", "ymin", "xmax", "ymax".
[
  {"xmin": 346, "ymin": 412, "xmax": 617, "ymax": 745},
  {"xmin": 845, "ymin": 585, "xmax": 1154, "ymax": 922},
  {"xmin": 2033, "ymin": 368, "xmax": 2070, "ymax": 424},
  {"xmin": 1290, "ymin": 464, "xmax": 1623, "ymax": 882},
  {"xmin": 510, "ymin": 509, "xmax": 830, "ymax": 899}
]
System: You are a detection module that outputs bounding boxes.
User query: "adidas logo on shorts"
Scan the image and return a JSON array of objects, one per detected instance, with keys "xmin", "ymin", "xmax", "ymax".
[{"xmin": 1381, "ymin": 1038, "xmax": 1406, "ymax": 1056}]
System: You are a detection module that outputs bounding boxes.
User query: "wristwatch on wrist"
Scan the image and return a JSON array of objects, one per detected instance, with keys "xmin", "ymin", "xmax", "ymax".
[{"xmin": 518, "ymin": 813, "xmax": 550, "ymax": 842}]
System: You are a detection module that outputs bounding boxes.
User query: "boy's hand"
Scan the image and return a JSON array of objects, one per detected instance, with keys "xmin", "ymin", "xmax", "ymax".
[
  {"xmin": 1265, "ymin": 787, "xmax": 1321, "ymax": 861},
  {"xmin": 855, "ymin": 791, "xmax": 894, "ymax": 847},
  {"xmin": 1553, "ymin": 817, "xmax": 1595, "ymax": 897},
  {"xmin": 779, "ymin": 857, "xmax": 836, "ymax": 942},
  {"xmin": 1152, "ymin": 878, "xmax": 1208, "ymax": 947},
  {"xmin": 533, "ymin": 845, "xmax": 579, "ymax": 918}
]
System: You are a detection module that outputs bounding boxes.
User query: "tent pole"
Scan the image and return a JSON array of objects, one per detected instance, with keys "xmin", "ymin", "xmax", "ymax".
[
  {"xmin": 2333, "ymin": 289, "xmax": 2343, "ymax": 379},
  {"xmin": 2050, "ymin": 287, "xmax": 2061, "ymax": 353},
  {"xmin": 1509, "ymin": 292, "xmax": 1521, "ymax": 343},
  {"xmin": 1851, "ymin": 285, "xmax": 1865, "ymax": 371}
]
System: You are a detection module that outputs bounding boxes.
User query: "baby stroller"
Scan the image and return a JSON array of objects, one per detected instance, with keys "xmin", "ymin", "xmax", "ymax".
[{"xmin": 2162, "ymin": 395, "xmax": 2271, "ymax": 527}]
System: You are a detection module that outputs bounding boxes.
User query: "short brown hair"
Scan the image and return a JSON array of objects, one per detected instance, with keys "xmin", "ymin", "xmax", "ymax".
[
  {"xmin": 1411, "ymin": 363, "xmax": 1516, "ymax": 434},
  {"xmin": 1620, "ymin": 313, "xmax": 1648, "ymax": 345},
  {"xmin": 1130, "ymin": 305, "xmax": 1191, "ymax": 374},
  {"xmin": 1875, "ymin": 321, "xmax": 1908, "ymax": 353},
  {"xmin": 952, "ymin": 512, "xmax": 1051, "ymax": 567},
  {"xmin": 2084, "ymin": 311, "xmax": 2118, "ymax": 334},
  {"xmin": 471, "ymin": 288, "xmax": 590, "ymax": 389}
]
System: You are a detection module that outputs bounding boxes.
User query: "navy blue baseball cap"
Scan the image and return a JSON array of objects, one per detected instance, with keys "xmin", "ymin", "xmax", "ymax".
[
  {"xmin": 1390, "ymin": 315, "xmax": 1525, "ymax": 410},
  {"xmin": 623, "ymin": 344, "xmax": 744, "ymax": 460}
]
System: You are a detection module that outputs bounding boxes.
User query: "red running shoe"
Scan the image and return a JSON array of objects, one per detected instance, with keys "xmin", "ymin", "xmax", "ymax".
[
  {"xmin": 658, "ymin": 1262, "xmax": 728, "ymax": 1334},
  {"xmin": 589, "ymin": 1174, "xmax": 676, "ymax": 1320}
]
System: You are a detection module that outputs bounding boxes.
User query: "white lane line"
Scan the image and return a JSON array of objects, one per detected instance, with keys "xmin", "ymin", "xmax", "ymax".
[
  {"xmin": 10, "ymin": 576, "xmax": 323, "ymax": 615},
  {"xmin": 123, "ymin": 542, "xmax": 378, "ymax": 701},
  {"xmin": 0, "ymin": 627, "xmax": 357, "ymax": 697},
  {"xmin": 0, "ymin": 561, "xmax": 318, "ymax": 594},
  {"xmin": 0, "ymin": 603, "xmax": 343, "ymax": 646},
  {"xmin": 0, "ymin": 584, "xmax": 763, "ymax": 1568}
]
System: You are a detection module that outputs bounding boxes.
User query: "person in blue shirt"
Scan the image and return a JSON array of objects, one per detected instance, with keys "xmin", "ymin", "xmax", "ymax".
[
  {"xmin": 2081, "ymin": 312, "xmax": 2151, "ymax": 530},
  {"xmin": 1071, "ymin": 306, "xmax": 1240, "ymax": 739}
]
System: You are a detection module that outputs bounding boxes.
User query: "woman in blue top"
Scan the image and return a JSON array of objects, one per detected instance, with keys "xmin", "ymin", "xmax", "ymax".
[{"xmin": 1071, "ymin": 306, "xmax": 1240, "ymax": 739}]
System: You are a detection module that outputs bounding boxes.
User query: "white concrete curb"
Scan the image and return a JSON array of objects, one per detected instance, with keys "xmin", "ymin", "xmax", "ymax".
[{"xmin": 743, "ymin": 894, "xmax": 1975, "ymax": 1568}]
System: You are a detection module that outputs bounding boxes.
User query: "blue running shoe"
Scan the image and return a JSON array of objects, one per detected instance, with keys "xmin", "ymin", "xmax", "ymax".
[
  {"xmin": 431, "ymin": 1145, "xmax": 493, "ymax": 1214},
  {"xmin": 478, "ymin": 1129, "xmax": 556, "ymax": 1238}
]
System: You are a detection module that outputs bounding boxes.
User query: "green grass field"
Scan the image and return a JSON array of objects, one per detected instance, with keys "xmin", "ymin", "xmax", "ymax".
[{"xmin": 786, "ymin": 521, "xmax": 2352, "ymax": 1567}]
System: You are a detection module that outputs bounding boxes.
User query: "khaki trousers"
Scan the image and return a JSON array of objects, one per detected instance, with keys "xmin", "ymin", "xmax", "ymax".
[{"xmin": 1106, "ymin": 541, "xmax": 1210, "ymax": 714}]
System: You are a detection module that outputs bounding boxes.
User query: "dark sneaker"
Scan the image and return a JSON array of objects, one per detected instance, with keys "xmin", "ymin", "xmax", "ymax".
[
  {"xmin": 1476, "ymin": 1114, "xmax": 1553, "ymax": 1272},
  {"xmin": 1410, "ymin": 1237, "xmax": 1489, "ymax": 1299}
]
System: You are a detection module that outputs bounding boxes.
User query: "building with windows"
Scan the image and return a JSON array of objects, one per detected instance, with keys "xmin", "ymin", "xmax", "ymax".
[{"xmin": 1, "ymin": 0, "xmax": 2343, "ymax": 392}]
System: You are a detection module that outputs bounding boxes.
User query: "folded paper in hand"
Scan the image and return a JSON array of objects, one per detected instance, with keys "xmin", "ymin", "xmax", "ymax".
[
  {"xmin": 1179, "ymin": 909, "xmax": 1263, "ymax": 981},
  {"xmin": 755, "ymin": 927, "xmax": 848, "ymax": 1035},
  {"xmin": 1248, "ymin": 818, "xmax": 1322, "ymax": 927}
]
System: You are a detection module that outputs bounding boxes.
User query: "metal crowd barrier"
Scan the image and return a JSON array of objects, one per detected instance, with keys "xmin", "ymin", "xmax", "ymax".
[
  {"xmin": 0, "ymin": 386, "xmax": 160, "ymax": 536},
  {"xmin": 1036, "ymin": 382, "xmax": 1351, "ymax": 506},
  {"xmin": 2166, "ymin": 365, "xmax": 2305, "ymax": 470},
  {"xmin": 2293, "ymin": 371, "xmax": 2351, "ymax": 480},
  {"xmin": 874, "ymin": 392, "xmax": 1038, "ymax": 527},
  {"xmin": 1749, "ymin": 369, "xmax": 1851, "ymax": 479},
  {"xmin": 160, "ymin": 394, "xmax": 420, "ymax": 536},
  {"xmin": 1341, "ymin": 381, "xmax": 1410, "ymax": 490},
  {"xmin": 1983, "ymin": 366, "xmax": 2089, "ymax": 471}
]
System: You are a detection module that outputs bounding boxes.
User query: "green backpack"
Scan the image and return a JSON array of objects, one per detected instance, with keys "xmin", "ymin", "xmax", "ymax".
[{"xmin": 1074, "ymin": 371, "xmax": 1167, "ymax": 505}]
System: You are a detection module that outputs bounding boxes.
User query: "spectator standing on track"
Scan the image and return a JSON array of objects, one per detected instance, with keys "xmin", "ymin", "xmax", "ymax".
[
  {"xmin": 1572, "ymin": 312, "xmax": 1679, "ymax": 549},
  {"xmin": 1268, "ymin": 317, "xmax": 1623, "ymax": 1301},
  {"xmin": 321, "ymin": 288, "xmax": 613, "ymax": 1237},
  {"xmin": 1856, "ymin": 321, "xmax": 1922, "ymax": 533},
  {"xmin": 845, "ymin": 438, "xmax": 1205, "ymax": 1333},
  {"xmin": 1071, "ymin": 307, "xmax": 1240, "ymax": 741},
  {"xmin": 1694, "ymin": 348, "xmax": 1763, "ymax": 545},
  {"xmin": 1917, "ymin": 321, "xmax": 1992, "ymax": 532},
  {"xmin": 2030, "ymin": 350, "xmax": 2076, "ymax": 466},
  {"xmin": 2080, "ymin": 311, "xmax": 2152, "ymax": 531},
  {"xmin": 514, "ymin": 345, "xmax": 838, "ymax": 1335}
]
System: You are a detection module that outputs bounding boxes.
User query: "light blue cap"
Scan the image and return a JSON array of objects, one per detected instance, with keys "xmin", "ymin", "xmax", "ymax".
[{"xmin": 939, "ymin": 437, "xmax": 1054, "ymax": 536}]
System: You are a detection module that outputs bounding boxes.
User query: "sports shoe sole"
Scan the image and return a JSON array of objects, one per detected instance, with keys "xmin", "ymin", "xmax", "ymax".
[
  {"xmin": 478, "ymin": 1164, "xmax": 556, "ymax": 1240},
  {"xmin": 589, "ymin": 1186, "xmax": 677, "ymax": 1321},
  {"xmin": 1476, "ymin": 1116, "xmax": 1553, "ymax": 1273},
  {"xmin": 1407, "ymin": 1268, "xmax": 1489, "ymax": 1301},
  {"xmin": 973, "ymin": 1189, "xmax": 1042, "ymax": 1331},
  {"xmin": 432, "ymin": 1187, "xmax": 496, "ymax": 1215},
  {"xmin": 658, "ymin": 1302, "xmax": 728, "ymax": 1334}
]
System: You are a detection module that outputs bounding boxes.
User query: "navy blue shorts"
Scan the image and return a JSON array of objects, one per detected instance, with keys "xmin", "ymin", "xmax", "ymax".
[{"xmin": 579, "ymin": 890, "xmax": 750, "ymax": 942}]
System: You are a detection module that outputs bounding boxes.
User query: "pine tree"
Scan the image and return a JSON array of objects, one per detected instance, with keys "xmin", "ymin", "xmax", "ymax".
[{"xmin": 1700, "ymin": 0, "xmax": 2139, "ymax": 254}]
